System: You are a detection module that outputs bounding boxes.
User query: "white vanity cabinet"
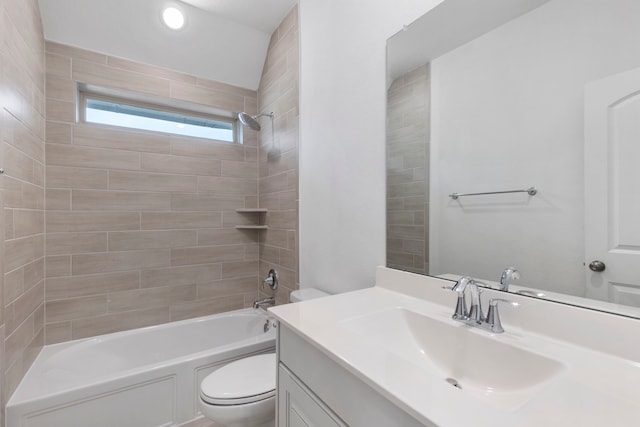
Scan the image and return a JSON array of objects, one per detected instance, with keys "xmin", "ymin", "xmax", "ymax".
[
  {"xmin": 278, "ymin": 365, "xmax": 346, "ymax": 427},
  {"xmin": 276, "ymin": 324, "xmax": 428, "ymax": 427}
]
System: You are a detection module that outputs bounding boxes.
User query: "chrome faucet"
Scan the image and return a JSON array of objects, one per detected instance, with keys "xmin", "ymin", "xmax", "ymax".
[
  {"xmin": 253, "ymin": 297, "xmax": 275, "ymax": 310},
  {"xmin": 499, "ymin": 267, "xmax": 520, "ymax": 291},
  {"xmin": 448, "ymin": 277, "xmax": 517, "ymax": 333}
]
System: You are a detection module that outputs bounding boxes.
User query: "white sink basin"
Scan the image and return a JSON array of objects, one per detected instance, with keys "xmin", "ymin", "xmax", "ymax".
[{"xmin": 341, "ymin": 308, "xmax": 565, "ymax": 410}]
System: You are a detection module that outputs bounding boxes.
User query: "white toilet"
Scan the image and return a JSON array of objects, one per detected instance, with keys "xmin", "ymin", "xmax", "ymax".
[
  {"xmin": 199, "ymin": 353, "xmax": 276, "ymax": 427},
  {"xmin": 198, "ymin": 288, "xmax": 329, "ymax": 427}
]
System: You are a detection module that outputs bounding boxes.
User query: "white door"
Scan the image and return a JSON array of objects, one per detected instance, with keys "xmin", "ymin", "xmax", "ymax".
[{"xmin": 585, "ymin": 67, "xmax": 640, "ymax": 307}]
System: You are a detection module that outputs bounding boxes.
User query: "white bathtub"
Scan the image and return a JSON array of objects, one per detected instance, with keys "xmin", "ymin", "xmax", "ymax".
[{"xmin": 7, "ymin": 308, "xmax": 276, "ymax": 427}]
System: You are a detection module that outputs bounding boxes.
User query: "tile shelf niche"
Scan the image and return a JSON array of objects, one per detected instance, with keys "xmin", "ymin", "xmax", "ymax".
[{"xmin": 235, "ymin": 208, "xmax": 268, "ymax": 230}]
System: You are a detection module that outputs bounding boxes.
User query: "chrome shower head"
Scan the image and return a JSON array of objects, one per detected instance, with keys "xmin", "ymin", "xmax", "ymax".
[
  {"xmin": 237, "ymin": 112, "xmax": 273, "ymax": 131},
  {"xmin": 238, "ymin": 112, "xmax": 261, "ymax": 131}
]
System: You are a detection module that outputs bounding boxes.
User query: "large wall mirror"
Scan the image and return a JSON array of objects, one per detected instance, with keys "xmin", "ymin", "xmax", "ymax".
[{"xmin": 386, "ymin": 0, "xmax": 640, "ymax": 318}]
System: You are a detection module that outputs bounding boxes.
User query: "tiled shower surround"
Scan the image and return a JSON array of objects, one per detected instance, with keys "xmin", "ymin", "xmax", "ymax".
[
  {"xmin": 43, "ymin": 41, "xmax": 263, "ymax": 343},
  {"xmin": 1, "ymin": 0, "xmax": 299, "ymax": 418},
  {"xmin": 1, "ymin": 0, "xmax": 46, "ymax": 414},
  {"xmin": 386, "ymin": 64, "xmax": 430, "ymax": 275},
  {"xmin": 257, "ymin": 7, "xmax": 299, "ymax": 306},
  {"xmin": 44, "ymin": 24, "xmax": 301, "ymax": 342}
]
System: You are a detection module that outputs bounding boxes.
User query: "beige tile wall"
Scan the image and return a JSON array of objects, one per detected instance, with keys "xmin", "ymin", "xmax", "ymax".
[
  {"xmin": 386, "ymin": 64, "xmax": 430, "ymax": 274},
  {"xmin": 1, "ymin": 0, "xmax": 46, "ymax": 415},
  {"xmin": 44, "ymin": 42, "xmax": 263, "ymax": 343},
  {"xmin": 257, "ymin": 6, "xmax": 299, "ymax": 305}
]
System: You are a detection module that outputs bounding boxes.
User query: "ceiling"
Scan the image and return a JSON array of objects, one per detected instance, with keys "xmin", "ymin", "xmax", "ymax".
[
  {"xmin": 181, "ymin": 0, "xmax": 297, "ymax": 33},
  {"xmin": 38, "ymin": 0, "xmax": 297, "ymax": 90},
  {"xmin": 387, "ymin": 0, "xmax": 551, "ymax": 84}
]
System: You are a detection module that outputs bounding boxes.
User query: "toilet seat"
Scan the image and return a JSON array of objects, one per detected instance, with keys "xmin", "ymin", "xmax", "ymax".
[{"xmin": 200, "ymin": 354, "xmax": 276, "ymax": 406}]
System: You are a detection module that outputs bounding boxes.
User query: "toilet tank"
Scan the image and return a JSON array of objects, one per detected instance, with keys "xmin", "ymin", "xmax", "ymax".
[{"xmin": 289, "ymin": 288, "xmax": 329, "ymax": 302}]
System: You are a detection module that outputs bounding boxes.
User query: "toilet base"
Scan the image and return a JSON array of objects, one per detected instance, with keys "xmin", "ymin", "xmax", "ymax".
[
  {"xmin": 209, "ymin": 419, "xmax": 273, "ymax": 427},
  {"xmin": 199, "ymin": 395, "xmax": 275, "ymax": 427}
]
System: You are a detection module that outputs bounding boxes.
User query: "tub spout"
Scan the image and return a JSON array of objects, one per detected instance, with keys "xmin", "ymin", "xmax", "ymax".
[{"xmin": 253, "ymin": 297, "xmax": 275, "ymax": 310}]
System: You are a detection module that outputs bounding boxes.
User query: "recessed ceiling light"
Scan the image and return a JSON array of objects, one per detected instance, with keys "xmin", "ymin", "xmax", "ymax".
[{"xmin": 163, "ymin": 7, "xmax": 184, "ymax": 30}]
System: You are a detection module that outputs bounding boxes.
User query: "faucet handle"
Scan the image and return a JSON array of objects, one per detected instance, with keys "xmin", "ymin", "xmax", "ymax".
[
  {"xmin": 263, "ymin": 269, "xmax": 278, "ymax": 290},
  {"xmin": 484, "ymin": 298, "xmax": 519, "ymax": 333},
  {"xmin": 488, "ymin": 298, "xmax": 518, "ymax": 307}
]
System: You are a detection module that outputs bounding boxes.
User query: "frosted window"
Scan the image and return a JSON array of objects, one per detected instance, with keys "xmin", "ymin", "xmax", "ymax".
[{"xmin": 85, "ymin": 98, "xmax": 235, "ymax": 142}]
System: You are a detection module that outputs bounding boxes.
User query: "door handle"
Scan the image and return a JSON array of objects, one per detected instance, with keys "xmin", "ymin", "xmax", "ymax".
[{"xmin": 588, "ymin": 260, "xmax": 606, "ymax": 272}]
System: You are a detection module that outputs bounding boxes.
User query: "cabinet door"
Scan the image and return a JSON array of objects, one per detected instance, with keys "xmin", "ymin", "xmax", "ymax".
[{"xmin": 278, "ymin": 365, "xmax": 347, "ymax": 427}]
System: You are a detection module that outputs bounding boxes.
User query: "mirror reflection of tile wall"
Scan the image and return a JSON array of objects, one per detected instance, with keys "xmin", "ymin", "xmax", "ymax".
[{"xmin": 386, "ymin": 64, "xmax": 430, "ymax": 275}]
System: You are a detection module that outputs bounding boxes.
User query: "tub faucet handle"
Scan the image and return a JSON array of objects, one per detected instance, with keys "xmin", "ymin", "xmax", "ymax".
[{"xmin": 263, "ymin": 269, "xmax": 278, "ymax": 290}]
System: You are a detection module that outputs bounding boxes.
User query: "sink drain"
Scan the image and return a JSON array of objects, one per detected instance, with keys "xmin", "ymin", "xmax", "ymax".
[{"xmin": 445, "ymin": 378, "xmax": 462, "ymax": 389}]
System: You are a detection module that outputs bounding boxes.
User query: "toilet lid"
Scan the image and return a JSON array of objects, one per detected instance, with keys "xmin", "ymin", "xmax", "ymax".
[{"xmin": 201, "ymin": 353, "xmax": 276, "ymax": 405}]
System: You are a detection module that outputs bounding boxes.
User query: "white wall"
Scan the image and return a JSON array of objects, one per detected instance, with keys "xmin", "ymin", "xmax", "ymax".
[
  {"xmin": 430, "ymin": 0, "xmax": 640, "ymax": 294},
  {"xmin": 298, "ymin": 0, "xmax": 444, "ymax": 294}
]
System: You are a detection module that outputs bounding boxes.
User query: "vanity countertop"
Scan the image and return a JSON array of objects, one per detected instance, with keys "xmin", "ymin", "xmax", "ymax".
[{"xmin": 269, "ymin": 267, "xmax": 640, "ymax": 426}]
